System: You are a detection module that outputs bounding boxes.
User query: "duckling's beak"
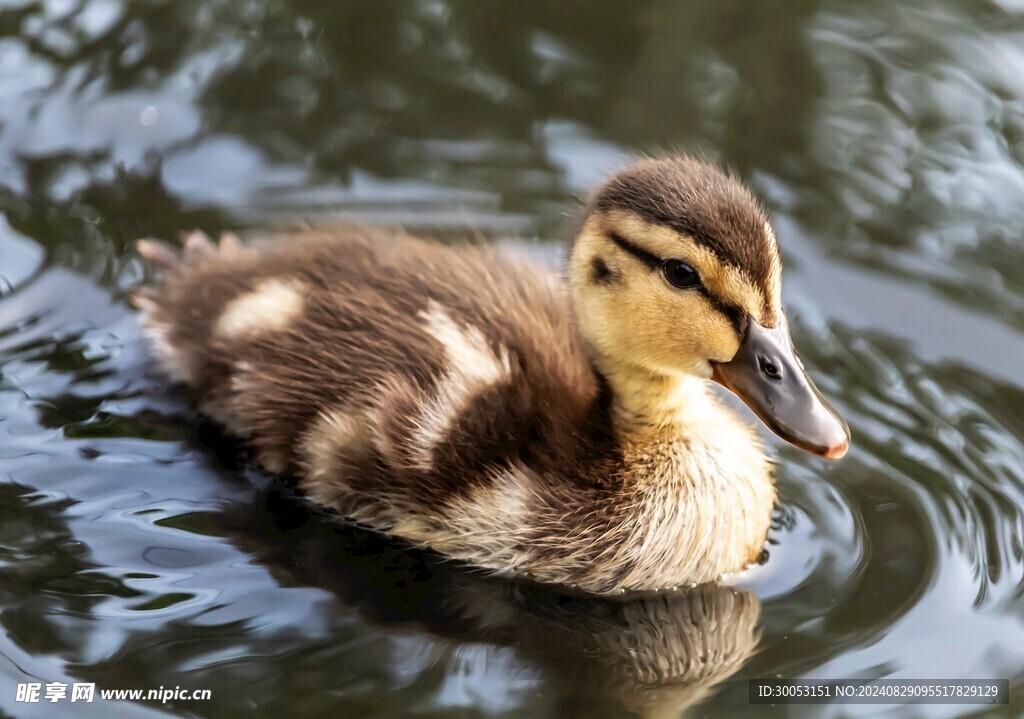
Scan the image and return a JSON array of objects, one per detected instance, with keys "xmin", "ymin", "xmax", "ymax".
[{"xmin": 711, "ymin": 315, "xmax": 850, "ymax": 459}]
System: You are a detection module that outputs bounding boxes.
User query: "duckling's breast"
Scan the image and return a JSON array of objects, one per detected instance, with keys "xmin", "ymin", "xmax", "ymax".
[{"xmin": 615, "ymin": 433, "xmax": 775, "ymax": 588}]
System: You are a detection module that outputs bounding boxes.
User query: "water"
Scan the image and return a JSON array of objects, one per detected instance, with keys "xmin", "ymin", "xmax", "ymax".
[{"xmin": 1, "ymin": 0, "xmax": 1023, "ymax": 716}]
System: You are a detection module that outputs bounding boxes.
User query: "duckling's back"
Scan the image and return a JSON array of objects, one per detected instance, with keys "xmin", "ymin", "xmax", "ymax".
[{"xmin": 136, "ymin": 228, "xmax": 603, "ymax": 513}]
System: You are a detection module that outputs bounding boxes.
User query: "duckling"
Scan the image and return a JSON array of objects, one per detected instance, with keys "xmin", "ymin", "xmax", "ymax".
[{"xmin": 133, "ymin": 155, "xmax": 849, "ymax": 596}]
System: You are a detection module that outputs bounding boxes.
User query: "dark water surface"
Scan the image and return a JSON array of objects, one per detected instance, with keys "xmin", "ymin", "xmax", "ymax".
[{"xmin": 2, "ymin": 0, "xmax": 1024, "ymax": 717}]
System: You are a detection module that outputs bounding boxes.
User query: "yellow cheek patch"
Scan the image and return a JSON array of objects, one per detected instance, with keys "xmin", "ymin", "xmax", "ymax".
[{"xmin": 691, "ymin": 299, "xmax": 743, "ymax": 362}]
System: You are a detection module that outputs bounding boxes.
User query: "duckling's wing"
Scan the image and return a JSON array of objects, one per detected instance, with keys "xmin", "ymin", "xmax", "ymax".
[{"xmin": 135, "ymin": 227, "xmax": 601, "ymax": 507}]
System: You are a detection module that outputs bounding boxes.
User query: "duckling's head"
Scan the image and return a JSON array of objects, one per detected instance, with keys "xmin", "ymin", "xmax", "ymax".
[{"xmin": 570, "ymin": 156, "xmax": 849, "ymax": 459}]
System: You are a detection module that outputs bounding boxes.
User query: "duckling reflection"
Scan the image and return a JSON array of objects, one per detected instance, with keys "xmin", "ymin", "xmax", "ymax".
[
  {"xmin": 454, "ymin": 579, "xmax": 761, "ymax": 718},
  {"xmin": 226, "ymin": 486, "xmax": 762, "ymax": 718}
]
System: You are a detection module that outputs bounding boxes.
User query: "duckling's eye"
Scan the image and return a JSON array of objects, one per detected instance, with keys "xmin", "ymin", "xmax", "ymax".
[{"xmin": 662, "ymin": 259, "xmax": 700, "ymax": 289}]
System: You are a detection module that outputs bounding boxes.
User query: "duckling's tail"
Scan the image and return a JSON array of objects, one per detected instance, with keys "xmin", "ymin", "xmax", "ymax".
[
  {"xmin": 132, "ymin": 230, "xmax": 251, "ymax": 385},
  {"xmin": 135, "ymin": 231, "xmax": 246, "ymax": 275},
  {"xmin": 131, "ymin": 231, "xmax": 249, "ymax": 310}
]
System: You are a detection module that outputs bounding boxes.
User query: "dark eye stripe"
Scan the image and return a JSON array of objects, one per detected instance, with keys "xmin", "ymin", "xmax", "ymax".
[
  {"xmin": 607, "ymin": 232, "xmax": 662, "ymax": 270},
  {"xmin": 608, "ymin": 230, "xmax": 747, "ymax": 333},
  {"xmin": 701, "ymin": 289, "xmax": 746, "ymax": 334}
]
